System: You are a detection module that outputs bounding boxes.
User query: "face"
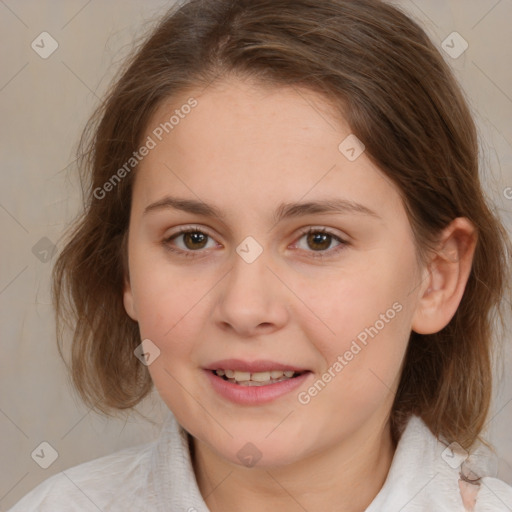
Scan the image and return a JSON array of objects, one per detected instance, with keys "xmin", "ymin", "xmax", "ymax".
[{"xmin": 123, "ymin": 77, "xmax": 426, "ymax": 468}]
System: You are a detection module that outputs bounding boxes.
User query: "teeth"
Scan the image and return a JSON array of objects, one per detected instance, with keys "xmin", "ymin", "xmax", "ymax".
[
  {"xmin": 214, "ymin": 368, "xmax": 301, "ymax": 385},
  {"xmin": 251, "ymin": 371, "xmax": 271, "ymax": 382},
  {"xmin": 233, "ymin": 371, "xmax": 251, "ymax": 382}
]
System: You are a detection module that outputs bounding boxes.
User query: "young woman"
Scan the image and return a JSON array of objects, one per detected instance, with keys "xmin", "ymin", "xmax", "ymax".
[{"xmin": 9, "ymin": 0, "xmax": 512, "ymax": 510}]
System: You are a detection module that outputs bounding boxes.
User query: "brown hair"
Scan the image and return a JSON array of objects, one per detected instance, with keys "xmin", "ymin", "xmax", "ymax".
[{"xmin": 53, "ymin": 0, "xmax": 511, "ymax": 449}]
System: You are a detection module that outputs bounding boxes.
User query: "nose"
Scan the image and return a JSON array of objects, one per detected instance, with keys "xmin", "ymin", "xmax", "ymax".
[{"xmin": 212, "ymin": 245, "xmax": 290, "ymax": 338}]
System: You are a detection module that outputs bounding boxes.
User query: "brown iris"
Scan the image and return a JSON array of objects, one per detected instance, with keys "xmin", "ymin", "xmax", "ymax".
[
  {"xmin": 183, "ymin": 231, "xmax": 208, "ymax": 250},
  {"xmin": 307, "ymin": 231, "xmax": 332, "ymax": 251}
]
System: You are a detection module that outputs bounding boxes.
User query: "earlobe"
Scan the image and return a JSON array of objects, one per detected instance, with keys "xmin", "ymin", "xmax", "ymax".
[
  {"xmin": 411, "ymin": 218, "xmax": 477, "ymax": 335},
  {"xmin": 123, "ymin": 277, "xmax": 138, "ymax": 321},
  {"xmin": 121, "ymin": 230, "xmax": 138, "ymax": 321}
]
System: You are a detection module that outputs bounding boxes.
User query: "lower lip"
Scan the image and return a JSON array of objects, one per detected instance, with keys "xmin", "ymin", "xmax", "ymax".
[{"xmin": 204, "ymin": 370, "xmax": 311, "ymax": 405}]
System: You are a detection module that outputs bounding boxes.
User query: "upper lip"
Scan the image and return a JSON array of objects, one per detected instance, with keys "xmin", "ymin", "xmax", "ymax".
[{"xmin": 204, "ymin": 359, "xmax": 309, "ymax": 373}]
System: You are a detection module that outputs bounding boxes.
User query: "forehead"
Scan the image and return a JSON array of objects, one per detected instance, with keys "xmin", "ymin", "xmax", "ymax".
[
  {"xmin": 132, "ymin": 77, "xmax": 402, "ymax": 220},
  {"xmin": 145, "ymin": 78, "xmax": 345, "ymax": 162}
]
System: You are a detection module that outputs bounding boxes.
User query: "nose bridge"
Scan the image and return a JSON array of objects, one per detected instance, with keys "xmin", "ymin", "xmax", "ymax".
[
  {"xmin": 234, "ymin": 237, "xmax": 270, "ymax": 289},
  {"xmin": 214, "ymin": 235, "xmax": 288, "ymax": 335},
  {"xmin": 227, "ymin": 236, "xmax": 275, "ymax": 305}
]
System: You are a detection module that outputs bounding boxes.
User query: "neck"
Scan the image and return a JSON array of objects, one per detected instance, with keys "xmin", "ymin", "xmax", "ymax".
[{"xmin": 191, "ymin": 418, "xmax": 396, "ymax": 512}]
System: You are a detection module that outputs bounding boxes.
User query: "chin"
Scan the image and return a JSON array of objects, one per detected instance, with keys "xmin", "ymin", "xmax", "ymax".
[{"xmin": 203, "ymin": 432, "xmax": 310, "ymax": 469}]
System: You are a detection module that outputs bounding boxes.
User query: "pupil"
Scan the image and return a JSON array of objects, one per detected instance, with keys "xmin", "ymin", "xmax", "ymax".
[
  {"xmin": 185, "ymin": 232, "xmax": 207, "ymax": 249},
  {"xmin": 308, "ymin": 232, "xmax": 330, "ymax": 250}
]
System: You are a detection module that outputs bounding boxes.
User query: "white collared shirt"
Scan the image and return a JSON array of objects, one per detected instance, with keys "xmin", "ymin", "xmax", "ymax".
[{"xmin": 8, "ymin": 411, "xmax": 512, "ymax": 511}]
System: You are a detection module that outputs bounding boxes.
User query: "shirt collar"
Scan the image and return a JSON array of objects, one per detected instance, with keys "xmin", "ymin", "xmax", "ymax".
[{"xmin": 151, "ymin": 411, "xmax": 474, "ymax": 511}]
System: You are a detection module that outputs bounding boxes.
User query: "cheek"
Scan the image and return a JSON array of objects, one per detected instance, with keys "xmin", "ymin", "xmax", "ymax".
[
  {"xmin": 128, "ymin": 256, "xmax": 207, "ymax": 405},
  {"xmin": 293, "ymin": 250, "xmax": 417, "ymax": 418},
  {"xmin": 296, "ymin": 250, "xmax": 416, "ymax": 353},
  {"xmin": 129, "ymin": 245, "xmax": 208, "ymax": 336}
]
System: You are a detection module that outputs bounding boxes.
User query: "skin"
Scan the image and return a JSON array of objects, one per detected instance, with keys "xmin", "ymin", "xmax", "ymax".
[{"xmin": 123, "ymin": 76, "xmax": 477, "ymax": 512}]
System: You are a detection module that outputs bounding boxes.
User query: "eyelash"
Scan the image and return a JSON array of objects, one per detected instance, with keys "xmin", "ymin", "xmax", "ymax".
[{"xmin": 162, "ymin": 226, "xmax": 348, "ymax": 260}]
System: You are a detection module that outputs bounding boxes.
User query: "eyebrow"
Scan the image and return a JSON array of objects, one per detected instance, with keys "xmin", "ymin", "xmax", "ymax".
[{"xmin": 143, "ymin": 196, "xmax": 380, "ymax": 223}]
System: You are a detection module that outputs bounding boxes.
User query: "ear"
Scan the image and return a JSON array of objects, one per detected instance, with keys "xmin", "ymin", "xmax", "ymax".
[
  {"xmin": 121, "ymin": 229, "xmax": 138, "ymax": 321},
  {"xmin": 412, "ymin": 217, "xmax": 477, "ymax": 334},
  {"xmin": 123, "ymin": 275, "xmax": 138, "ymax": 321}
]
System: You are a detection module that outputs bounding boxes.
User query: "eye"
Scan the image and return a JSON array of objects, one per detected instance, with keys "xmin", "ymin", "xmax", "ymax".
[
  {"xmin": 162, "ymin": 226, "xmax": 218, "ymax": 257},
  {"xmin": 293, "ymin": 227, "xmax": 348, "ymax": 258},
  {"xmin": 162, "ymin": 226, "xmax": 348, "ymax": 259}
]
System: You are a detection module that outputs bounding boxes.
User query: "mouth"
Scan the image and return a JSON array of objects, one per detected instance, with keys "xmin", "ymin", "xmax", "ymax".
[
  {"xmin": 210, "ymin": 369, "xmax": 307, "ymax": 386},
  {"xmin": 204, "ymin": 359, "xmax": 312, "ymax": 404}
]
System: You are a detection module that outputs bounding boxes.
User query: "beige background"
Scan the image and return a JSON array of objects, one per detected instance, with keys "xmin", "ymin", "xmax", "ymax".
[{"xmin": 1, "ymin": 0, "xmax": 511, "ymax": 509}]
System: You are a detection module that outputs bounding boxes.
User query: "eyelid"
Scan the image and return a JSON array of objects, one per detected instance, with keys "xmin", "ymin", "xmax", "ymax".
[
  {"xmin": 294, "ymin": 225, "xmax": 347, "ymax": 241},
  {"xmin": 163, "ymin": 224, "xmax": 216, "ymax": 240}
]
